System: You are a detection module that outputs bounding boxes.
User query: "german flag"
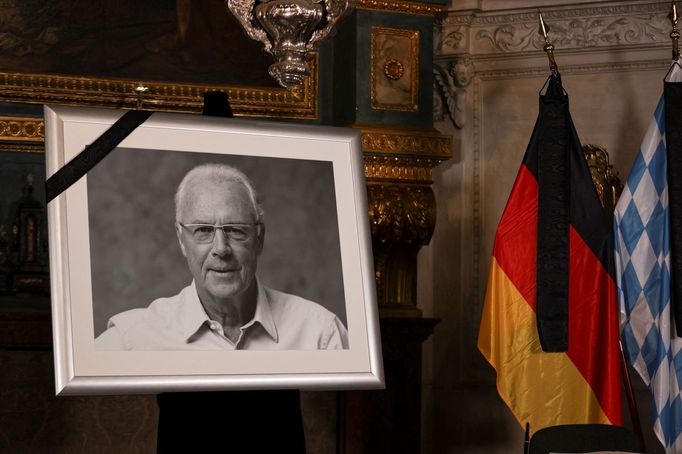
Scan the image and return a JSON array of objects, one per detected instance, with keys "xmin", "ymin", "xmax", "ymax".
[{"xmin": 477, "ymin": 75, "xmax": 622, "ymax": 431}]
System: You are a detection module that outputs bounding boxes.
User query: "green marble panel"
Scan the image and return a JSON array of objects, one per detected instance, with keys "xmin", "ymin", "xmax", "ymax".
[{"xmin": 330, "ymin": 10, "xmax": 436, "ymax": 128}]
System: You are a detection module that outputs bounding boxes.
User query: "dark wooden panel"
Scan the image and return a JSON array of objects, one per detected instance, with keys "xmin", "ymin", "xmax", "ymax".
[{"xmin": 340, "ymin": 317, "xmax": 437, "ymax": 454}]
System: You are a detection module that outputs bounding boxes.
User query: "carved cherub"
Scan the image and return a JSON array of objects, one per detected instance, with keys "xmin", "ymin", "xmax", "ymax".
[{"xmin": 433, "ymin": 55, "xmax": 474, "ymax": 128}]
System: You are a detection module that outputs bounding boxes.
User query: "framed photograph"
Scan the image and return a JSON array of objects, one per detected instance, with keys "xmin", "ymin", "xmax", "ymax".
[{"xmin": 45, "ymin": 105, "xmax": 383, "ymax": 395}]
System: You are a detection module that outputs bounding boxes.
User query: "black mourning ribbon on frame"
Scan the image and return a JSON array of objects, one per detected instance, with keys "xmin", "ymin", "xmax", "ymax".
[{"xmin": 45, "ymin": 110, "xmax": 153, "ymax": 203}]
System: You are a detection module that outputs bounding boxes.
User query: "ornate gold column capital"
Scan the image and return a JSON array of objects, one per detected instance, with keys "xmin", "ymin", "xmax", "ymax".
[
  {"xmin": 356, "ymin": 125, "xmax": 452, "ymax": 317},
  {"xmin": 356, "ymin": 124, "xmax": 452, "ymax": 158}
]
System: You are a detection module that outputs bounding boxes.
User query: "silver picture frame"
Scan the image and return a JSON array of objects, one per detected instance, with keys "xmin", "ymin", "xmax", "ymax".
[{"xmin": 45, "ymin": 105, "xmax": 383, "ymax": 395}]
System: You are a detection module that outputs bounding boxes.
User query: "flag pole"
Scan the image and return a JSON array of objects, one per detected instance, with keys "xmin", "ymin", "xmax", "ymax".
[
  {"xmin": 671, "ymin": 0, "xmax": 680, "ymax": 61},
  {"xmin": 619, "ymin": 341, "xmax": 646, "ymax": 452},
  {"xmin": 538, "ymin": 11, "xmax": 559, "ymax": 76}
]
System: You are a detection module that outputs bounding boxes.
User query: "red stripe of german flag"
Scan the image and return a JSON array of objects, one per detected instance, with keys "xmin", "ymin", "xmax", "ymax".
[{"xmin": 478, "ymin": 161, "xmax": 622, "ymax": 431}]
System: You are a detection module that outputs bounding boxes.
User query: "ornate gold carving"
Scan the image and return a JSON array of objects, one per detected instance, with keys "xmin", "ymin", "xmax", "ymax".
[
  {"xmin": 367, "ymin": 183, "xmax": 435, "ymax": 244},
  {"xmin": 364, "ymin": 155, "xmax": 438, "ymax": 183},
  {"xmin": 357, "ymin": 126, "xmax": 452, "ymax": 157},
  {"xmin": 0, "ymin": 117, "xmax": 44, "ymax": 142},
  {"xmin": 367, "ymin": 183, "xmax": 436, "ymax": 316},
  {"xmin": 356, "ymin": 0, "xmax": 443, "ymax": 16},
  {"xmin": 371, "ymin": 27, "xmax": 420, "ymax": 112},
  {"xmin": 0, "ymin": 56, "xmax": 318, "ymax": 120},
  {"xmin": 583, "ymin": 144, "xmax": 623, "ymax": 215},
  {"xmin": 0, "ymin": 143, "xmax": 43, "ymax": 153},
  {"xmin": 384, "ymin": 59, "xmax": 405, "ymax": 80}
]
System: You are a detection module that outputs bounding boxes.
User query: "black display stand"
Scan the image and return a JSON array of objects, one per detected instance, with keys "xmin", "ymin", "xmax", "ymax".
[
  {"xmin": 155, "ymin": 92, "xmax": 306, "ymax": 454},
  {"xmin": 157, "ymin": 390, "xmax": 306, "ymax": 453}
]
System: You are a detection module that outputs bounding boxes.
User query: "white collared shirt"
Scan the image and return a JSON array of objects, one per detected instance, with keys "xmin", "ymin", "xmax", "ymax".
[{"xmin": 95, "ymin": 281, "xmax": 349, "ymax": 350}]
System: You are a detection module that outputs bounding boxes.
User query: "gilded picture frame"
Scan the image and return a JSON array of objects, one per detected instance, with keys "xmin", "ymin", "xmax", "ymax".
[
  {"xmin": 0, "ymin": 1, "xmax": 318, "ymax": 120},
  {"xmin": 45, "ymin": 105, "xmax": 383, "ymax": 395}
]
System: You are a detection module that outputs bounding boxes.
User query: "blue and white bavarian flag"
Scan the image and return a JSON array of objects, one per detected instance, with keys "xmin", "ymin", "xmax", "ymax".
[{"xmin": 614, "ymin": 63, "xmax": 682, "ymax": 453}]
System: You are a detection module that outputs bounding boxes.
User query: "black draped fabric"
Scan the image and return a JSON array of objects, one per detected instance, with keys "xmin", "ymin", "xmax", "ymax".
[
  {"xmin": 529, "ymin": 75, "xmax": 612, "ymax": 352},
  {"xmin": 665, "ymin": 80, "xmax": 682, "ymax": 336},
  {"xmin": 535, "ymin": 75, "xmax": 571, "ymax": 352}
]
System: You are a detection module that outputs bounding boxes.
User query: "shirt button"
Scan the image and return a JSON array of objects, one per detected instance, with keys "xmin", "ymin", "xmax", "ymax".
[{"xmin": 210, "ymin": 322, "xmax": 219, "ymax": 330}]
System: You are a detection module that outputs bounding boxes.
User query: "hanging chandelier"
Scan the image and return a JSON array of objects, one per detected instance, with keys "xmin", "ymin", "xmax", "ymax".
[{"xmin": 226, "ymin": 0, "xmax": 352, "ymax": 89}]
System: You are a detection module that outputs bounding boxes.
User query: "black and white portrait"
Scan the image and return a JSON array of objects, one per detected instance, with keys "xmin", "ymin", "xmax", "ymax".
[{"xmin": 88, "ymin": 147, "xmax": 348, "ymax": 351}]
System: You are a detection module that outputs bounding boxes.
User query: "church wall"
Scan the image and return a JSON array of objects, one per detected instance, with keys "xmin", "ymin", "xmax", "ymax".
[{"xmin": 423, "ymin": 1, "xmax": 672, "ymax": 452}]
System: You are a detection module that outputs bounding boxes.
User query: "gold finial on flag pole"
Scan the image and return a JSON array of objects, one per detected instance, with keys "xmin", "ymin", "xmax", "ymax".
[
  {"xmin": 670, "ymin": 0, "xmax": 680, "ymax": 61},
  {"xmin": 538, "ymin": 10, "xmax": 559, "ymax": 76}
]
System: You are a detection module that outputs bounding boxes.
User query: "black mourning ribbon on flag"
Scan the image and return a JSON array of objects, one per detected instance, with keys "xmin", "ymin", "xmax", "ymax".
[
  {"xmin": 536, "ymin": 75, "xmax": 570, "ymax": 352},
  {"xmin": 665, "ymin": 80, "xmax": 682, "ymax": 337},
  {"xmin": 45, "ymin": 110, "xmax": 153, "ymax": 203}
]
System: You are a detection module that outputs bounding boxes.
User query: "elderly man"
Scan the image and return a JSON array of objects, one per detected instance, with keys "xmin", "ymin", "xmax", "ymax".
[{"xmin": 95, "ymin": 163, "xmax": 349, "ymax": 350}]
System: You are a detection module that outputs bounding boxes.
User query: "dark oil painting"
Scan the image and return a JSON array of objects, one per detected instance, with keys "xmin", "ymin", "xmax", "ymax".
[{"xmin": 0, "ymin": 0, "xmax": 276, "ymax": 87}]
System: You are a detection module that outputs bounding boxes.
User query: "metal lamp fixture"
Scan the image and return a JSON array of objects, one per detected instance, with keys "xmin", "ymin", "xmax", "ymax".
[{"xmin": 226, "ymin": 0, "xmax": 352, "ymax": 89}]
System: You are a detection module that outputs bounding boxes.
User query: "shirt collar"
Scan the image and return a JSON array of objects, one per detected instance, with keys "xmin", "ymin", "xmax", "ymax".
[
  {"xmin": 245, "ymin": 280, "xmax": 278, "ymax": 342},
  {"xmin": 180, "ymin": 280, "xmax": 279, "ymax": 343},
  {"xmin": 179, "ymin": 281, "xmax": 213, "ymax": 342}
]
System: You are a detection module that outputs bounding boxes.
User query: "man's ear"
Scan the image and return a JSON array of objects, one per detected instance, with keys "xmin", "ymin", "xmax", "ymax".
[
  {"xmin": 256, "ymin": 223, "xmax": 265, "ymax": 255},
  {"xmin": 175, "ymin": 223, "xmax": 187, "ymax": 257}
]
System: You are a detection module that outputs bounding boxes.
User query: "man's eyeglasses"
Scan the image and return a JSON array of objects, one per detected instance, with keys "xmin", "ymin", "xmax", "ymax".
[{"xmin": 178, "ymin": 223, "xmax": 260, "ymax": 244}]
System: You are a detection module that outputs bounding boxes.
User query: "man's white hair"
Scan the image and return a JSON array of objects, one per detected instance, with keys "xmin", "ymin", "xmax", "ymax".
[{"xmin": 174, "ymin": 163, "xmax": 264, "ymax": 223}]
